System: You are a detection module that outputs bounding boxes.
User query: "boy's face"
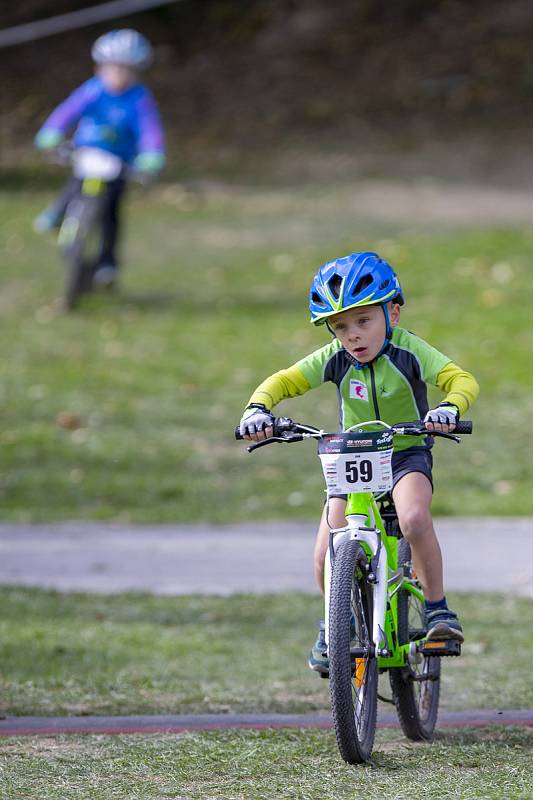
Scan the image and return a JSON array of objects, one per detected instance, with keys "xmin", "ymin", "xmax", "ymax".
[
  {"xmin": 328, "ymin": 302, "xmax": 401, "ymax": 363},
  {"xmin": 97, "ymin": 63, "xmax": 137, "ymax": 93}
]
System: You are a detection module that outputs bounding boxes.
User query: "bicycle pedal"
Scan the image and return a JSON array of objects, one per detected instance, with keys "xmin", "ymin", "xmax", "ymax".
[{"xmin": 419, "ymin": 639, "xmax": 461, "ymax": 657}]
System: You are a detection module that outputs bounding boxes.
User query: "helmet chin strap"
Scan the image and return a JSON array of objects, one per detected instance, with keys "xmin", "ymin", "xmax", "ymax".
[
  {"xmin": 327, "ymin": 304, "xmax": 393, "ymax": 370},
  {"xmin": 382, "ymin": 303, "xmax": 392, "ymax": 338}
]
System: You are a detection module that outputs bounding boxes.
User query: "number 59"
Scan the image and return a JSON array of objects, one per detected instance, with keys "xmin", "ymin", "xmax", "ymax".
[{"xmin": 345, "ymin": 459, "xmax": 373, "ymax": 483}]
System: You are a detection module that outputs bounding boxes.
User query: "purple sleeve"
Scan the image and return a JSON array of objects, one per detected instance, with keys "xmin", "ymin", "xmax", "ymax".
[
  {"xmin": 38, "ymin": 79, "xmax": 100, "ymax": 135},
  {"xmin": 136, "ymin": 89, "xmax": 165, "ymax": 154}
]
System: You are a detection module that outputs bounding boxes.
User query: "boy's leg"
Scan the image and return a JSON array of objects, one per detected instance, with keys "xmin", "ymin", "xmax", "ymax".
[
  {"xmin": 34, "ymin": 177, "xmax": 80, "ymax": 232},
  {"xmin": 94, "ymin": 179, "xmax": 125, "ymax": 284},
  {"xmin": 313, "ymin": 496, "xmax": 347, "ymax": 593},
  {"xmin": 392, "ymin": 471, "xmax": 443, "ymax": 600},
  {"xmin": 393, "ymin": 471, "xmax": 463, "ymax": 641}
]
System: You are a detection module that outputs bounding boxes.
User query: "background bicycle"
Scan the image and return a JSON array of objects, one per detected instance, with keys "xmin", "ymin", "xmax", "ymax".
[{"xmin": 37, "ymin": 143, "xmax": 150, "ymax": 310}]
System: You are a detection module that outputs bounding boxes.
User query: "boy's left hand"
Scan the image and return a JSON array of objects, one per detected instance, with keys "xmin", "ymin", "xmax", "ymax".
[
  {"xmin": 424, "ymin": 403, "xmax": 459, "ymax": 433},
  {"xmin": 133, "ymin": 151, "xmax": 165, "ymax": 174}
]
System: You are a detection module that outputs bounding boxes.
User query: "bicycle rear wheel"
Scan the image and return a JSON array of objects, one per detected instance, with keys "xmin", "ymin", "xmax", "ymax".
[
  {"xmin": 389, "ymin": 538, "xmax": 440, "ymax": 740},
  {"xmin": 328, "ymin": 539, "xmax": 378, "ymax": 764}
]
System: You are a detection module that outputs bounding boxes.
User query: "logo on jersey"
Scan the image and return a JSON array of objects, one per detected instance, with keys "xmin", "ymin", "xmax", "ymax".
[{"xmin": 349, "ymin": 379, "xmax": 368, "ymax": 401}]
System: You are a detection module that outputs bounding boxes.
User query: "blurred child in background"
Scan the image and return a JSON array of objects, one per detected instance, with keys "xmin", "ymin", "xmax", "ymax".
[{"xmin": 34, "ymin": 29, "xmax": 165, "ymax": 288}]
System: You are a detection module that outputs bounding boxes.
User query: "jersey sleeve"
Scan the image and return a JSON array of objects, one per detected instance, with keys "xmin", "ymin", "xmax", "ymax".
[
  {"xmin": 245, "ymin": 341, "xmax": 340, "ymax": 409},
  {"xmin": 135, "ymin": 88, "xmax": 165, "ymax": 155},
  {"xmin": 404, "ymin": 331, "xmax": 479, "ymax": 414},
  {"xmin": 293, "ymin": 340, "xmax": 343, "ymax": 388},
  {"xmin": 247, "ymin": 365, "xmax": 311, "ymax": 409},
  {"xmin": 435, "ymin": 361, "xmax": 479, "ymax": 415},
  {"xmin": 408, "ymin": 334, "xmax": 452, "ymax": 385},
  {"xmin": 37, "ymin": 79, "xmax": 99, "ymax": 136}
]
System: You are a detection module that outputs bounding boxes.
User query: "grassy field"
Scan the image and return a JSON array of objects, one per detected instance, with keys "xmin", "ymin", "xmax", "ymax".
[
  {"xmin": 1, "ymin": 585, "xmax": 531, "ymax": 798},
  {"xmin": 1, "ymin": 587, "xmax": 531, "ymax": 718},
  {"xmin": 2, "ymin": 181, "xmax": 531, "ymax": 800},
  {"xmin": 0, "ymin": 727, "xmax": 531, "ymax": 800},
  {"xmin": 1, "ymin": 184, "xmax": 532, "ymax": 521}
]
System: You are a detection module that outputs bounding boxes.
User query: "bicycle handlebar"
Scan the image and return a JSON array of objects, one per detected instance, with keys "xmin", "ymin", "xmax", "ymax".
[
  {"xmin": 234, "ymin": 417, "xmax": 473, "ymax": 449},
  {"xmin": 44, "ymin": 143, "xmax": 153, "ymax": 185}
]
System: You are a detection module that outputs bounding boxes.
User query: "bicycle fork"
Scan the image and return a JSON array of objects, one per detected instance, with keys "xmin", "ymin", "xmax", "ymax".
[{"xmin": 324, "ymin": 514, "xmax": 389, "ymax": 657}]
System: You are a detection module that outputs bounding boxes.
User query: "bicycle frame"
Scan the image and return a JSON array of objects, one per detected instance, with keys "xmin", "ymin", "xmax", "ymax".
[
  {"xmin": 237, "ymin": 415, "xmax": 470, "ymax": 669},
  {"xmin": 237, "ymin": 412, "xmax": 471, "ymax": 763},
  {"xmin": 324, "ymin": 490, "xmax": 424, "ymax": 670}
]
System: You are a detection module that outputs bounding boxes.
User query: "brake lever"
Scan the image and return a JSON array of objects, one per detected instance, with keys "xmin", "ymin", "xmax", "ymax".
[
  {"xmin": 247, "ymin": 433, "xmax": 304, "ymax": 452},
  {"xmin": 393, "ymin": 424, "xmax": 460, "ymax": 443},
  {"xmin": 431, "ymin": 431, "xmax": 461, "ymax": 443}
]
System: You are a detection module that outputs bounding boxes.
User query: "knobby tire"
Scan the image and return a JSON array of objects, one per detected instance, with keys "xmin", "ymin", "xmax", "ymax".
[
  {"xmin": 389, "ymin": 538, "xmax": 441, "ymax": 740},
  {"xmin": 329, "ymin": 539, "xmax": 378, "ymax": 764},
  {"xmin": 62, "ymin": 195, "xmax": 102, "ymax": 310}
]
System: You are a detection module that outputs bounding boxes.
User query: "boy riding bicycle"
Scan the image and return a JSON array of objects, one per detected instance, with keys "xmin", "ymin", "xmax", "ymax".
[
  {"xmin": 239, "ymin": 251, "xmax": 479, "ymax": 673},
  {"xmin": 34, "ymin": 29, "xmax": 165, "ymax": 288}
]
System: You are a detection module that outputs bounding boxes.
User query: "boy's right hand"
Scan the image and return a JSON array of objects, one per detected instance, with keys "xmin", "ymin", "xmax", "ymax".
[
  {"xmin": 35, "ymin": 129, "xmax": 64, "ymax": 150},
  {"xmin": 239, "ymin": 405, "xmax": 275, "ymax": 441}
]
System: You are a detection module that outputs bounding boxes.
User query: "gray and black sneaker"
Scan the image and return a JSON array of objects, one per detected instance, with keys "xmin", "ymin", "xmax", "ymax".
[
  {"xmin": 93, "ymin": 264, "xmax": 117, "ymax": 290},
  {"xmin": 308, "ymin": 620, "xmax": 329, "ymax": 674},
  {"xmin": 33, "ymin": 206, "xmax": 63, "ymax": 234},
  {"xmin": 425, "ymin": 607, "xmax": 464, "ymax": 643}
]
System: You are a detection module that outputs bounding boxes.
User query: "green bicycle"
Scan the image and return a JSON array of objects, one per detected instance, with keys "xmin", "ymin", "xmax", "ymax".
[
  {"xmin": 42, "ymin": 144, "xmax": 148, "ymax": 310},
  {"xmin": 236, "ymin": 416, "xmax": 472, "ymax": 763}
]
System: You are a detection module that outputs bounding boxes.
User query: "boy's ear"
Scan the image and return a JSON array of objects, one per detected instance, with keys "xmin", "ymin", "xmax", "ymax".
[{"xmin": 389, "ymin": 302, "xmax": 401, "ymax": 326}]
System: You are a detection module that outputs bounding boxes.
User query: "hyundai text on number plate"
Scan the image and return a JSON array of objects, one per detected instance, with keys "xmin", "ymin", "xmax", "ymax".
[{"xmin": 318, "ymin": 431, "xmax": 394, "ymax": 494}]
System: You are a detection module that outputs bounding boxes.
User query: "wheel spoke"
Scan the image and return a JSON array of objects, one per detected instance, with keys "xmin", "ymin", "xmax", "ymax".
[{"xmin": 349, "ymin": 573, "xmax": 372, "ymax": 736}]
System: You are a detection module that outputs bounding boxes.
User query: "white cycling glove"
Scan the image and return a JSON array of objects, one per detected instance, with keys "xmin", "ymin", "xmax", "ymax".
[
  {"xmin": 424, "ymin": 403, "xmax": 459, "ymax": 427},
  {"xmin": 239, "ymin": 404, "xmax": 275, "ymax": 437}
]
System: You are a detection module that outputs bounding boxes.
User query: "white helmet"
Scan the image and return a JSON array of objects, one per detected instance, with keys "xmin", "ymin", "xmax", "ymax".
[{"xmin": 91, "ymin": 29, "xmax": 153, "ymax": 69}]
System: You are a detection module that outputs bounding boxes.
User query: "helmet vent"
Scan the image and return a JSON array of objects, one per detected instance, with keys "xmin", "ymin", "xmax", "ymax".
[
  {"xmin": 311, "ymin": 291, "xmax": 327, "ymax": 308},
  {"xmin": 353, "ymin": 274, "xmax": 373, "ymax": 295},
  {"xmin": 328, "ymin": 274, "xmax": 343, "ymax": 300},
  {"xmin": 379, "ymin": 279, "xmax": 390, "ymax": 290}
]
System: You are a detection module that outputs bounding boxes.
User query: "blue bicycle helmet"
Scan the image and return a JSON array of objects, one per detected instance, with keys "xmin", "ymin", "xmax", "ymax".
[
  {"xmin": 92, "ymin": 29, "xmax": 153, "ymax": 70},
  {"xmin": 309, "ymin": 251, "xmax": 404, "ymax": 326},
  {"xmin": 309, "ymin": 252, "xmax": 404, "ymax": 368}
]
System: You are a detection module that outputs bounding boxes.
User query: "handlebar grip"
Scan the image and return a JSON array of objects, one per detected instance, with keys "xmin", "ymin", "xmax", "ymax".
[
  {"xmin": 455, "ymin": 421, "xmax": 473, "ymax": 434},
  {"xmin": 234, "ymin": 426, "xmax": 244, "ymax": 440}
]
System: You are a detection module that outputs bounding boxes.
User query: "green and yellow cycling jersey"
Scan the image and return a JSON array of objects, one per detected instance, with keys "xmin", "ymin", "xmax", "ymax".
[{"xmin": 248, "ymin": 326, "xmax": 479, "ymax": 452}]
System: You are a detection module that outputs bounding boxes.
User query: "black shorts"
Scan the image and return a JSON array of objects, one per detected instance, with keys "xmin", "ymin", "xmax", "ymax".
[{"xmin": 329, "ymin": 447, "xmax": 433, "ymax": 501}]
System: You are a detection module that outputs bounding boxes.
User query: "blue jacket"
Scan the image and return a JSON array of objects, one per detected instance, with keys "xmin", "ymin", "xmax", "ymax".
[{"xmin": 37, "ymin": 76, "xmax": 165, "ymax": 163}]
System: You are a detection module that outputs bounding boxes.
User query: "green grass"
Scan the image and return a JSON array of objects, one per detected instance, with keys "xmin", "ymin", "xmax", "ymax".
[
  {"xmin": 0, "ymin": 728, "xmax": 531, "ymax": 799},
  {"xmin": 1, "ymin": 185, "xmax": 532, "ymax": 521},
  {"xmin": 1, "ymin": 588, "xmax": 531, "ymax": 718}
]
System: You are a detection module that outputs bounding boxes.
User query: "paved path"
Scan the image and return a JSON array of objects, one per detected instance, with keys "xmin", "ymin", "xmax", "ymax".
[
  {"xmin": 0, "ymin": 518, "xmax": 532, "ymax": 595},
  {"xmin": 0, "ymin": 710, "xmax": 532, "ymax": 737}
]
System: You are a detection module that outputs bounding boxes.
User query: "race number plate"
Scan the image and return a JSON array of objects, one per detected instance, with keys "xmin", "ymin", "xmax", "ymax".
[{"xmin": 318, "ymin": 431, "xmax": 393, "ymax": 495}]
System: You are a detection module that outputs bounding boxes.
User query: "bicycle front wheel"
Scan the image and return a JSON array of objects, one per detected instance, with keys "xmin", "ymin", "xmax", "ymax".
[
  {"xmin": 389, "ymin": 538, "xmax": 441, "ymax": 740},
  {"xmin": 328, "ymin": 539, "xmax": 378, "ymax": 764},
  {"xmin": 60, "ymin": 195, "xmax": 101, "ymax": 310}
]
